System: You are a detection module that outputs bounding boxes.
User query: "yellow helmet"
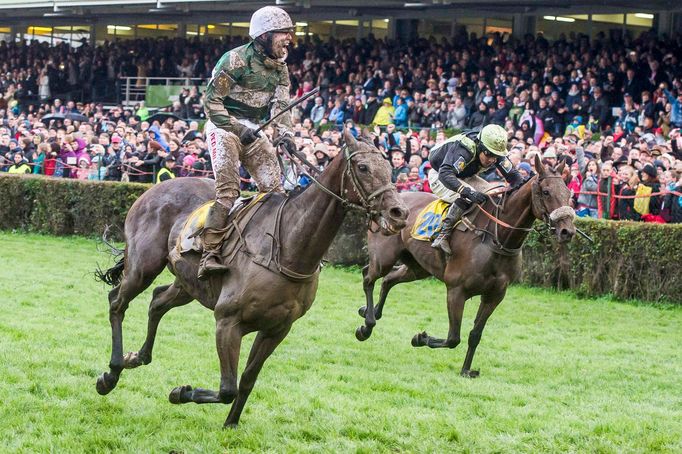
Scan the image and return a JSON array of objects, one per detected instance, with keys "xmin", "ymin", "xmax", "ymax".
[{"xmin": 478, "ymin": 124, "xmax": 508, "ymax": 157}]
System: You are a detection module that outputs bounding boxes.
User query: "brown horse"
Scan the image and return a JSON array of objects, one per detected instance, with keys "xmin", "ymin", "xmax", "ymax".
[
  {"xmin": 95, "ymin": 129, "xmax": 408, "ymax": 427},
  {"xmin": 356, "ymin": 154, "xmax": 576, "ymax": 377}
]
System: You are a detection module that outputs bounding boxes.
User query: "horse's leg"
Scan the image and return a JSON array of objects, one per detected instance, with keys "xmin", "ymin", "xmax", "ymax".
[
  {"xmin": 169, "ymin": 315, "xmax": 242, "ymax": 405},
  {"xmin": 375, "ymin": 259, "xmax": 429, "ymax": 320},
  {"xmin": 357, "ymin": 263, "xmax": 428, "ymax": 341},
  {"xmin": 460, "ymin": 289, "xmax": 505, "ymax": 378},
  {"xmin": 96, "ymin": 270, "xmax": 156, "ymax": 395},
  {"xmin": 123, "ymin": 282, "xmax": 193, "ymax": 369},
  {"xmin": 412, "ymin": 285, "xmax": 465, "ymax": 349},
  {"xmin": 224, "ymin": 328, "xmax": 289, "ymax": 428}
]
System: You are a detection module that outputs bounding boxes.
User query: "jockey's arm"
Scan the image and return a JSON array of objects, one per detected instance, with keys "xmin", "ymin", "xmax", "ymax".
[
  {"xmin": 496, "ymin": 157, "xmax": 524, "ymax": 187},
  {"xmin": 204, "ymin": 60, "xmax": 246, "ymax": 136},
  {"xmin": 436, "ymin": 144, "xmax": 470, "ymax": 193}
]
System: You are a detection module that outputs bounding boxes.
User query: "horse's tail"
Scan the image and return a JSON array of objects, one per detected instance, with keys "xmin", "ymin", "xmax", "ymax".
[{"xmin": 94, "ymin": 225, "xmax": 126, "ymax": 287}]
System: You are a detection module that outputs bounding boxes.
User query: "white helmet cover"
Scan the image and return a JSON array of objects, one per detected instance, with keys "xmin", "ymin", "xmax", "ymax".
[{"xmin": 249, "ymin": 6, "xmax": 294, "ymax": 39}]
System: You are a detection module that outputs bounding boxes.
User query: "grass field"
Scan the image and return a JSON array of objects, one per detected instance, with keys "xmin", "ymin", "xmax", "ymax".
[{"xmin": 1, "ymin": 232, "xmax": 681, "ymax": 453}]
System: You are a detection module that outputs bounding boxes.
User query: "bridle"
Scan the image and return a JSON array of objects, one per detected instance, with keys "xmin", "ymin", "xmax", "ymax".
[
  {"xmin": 530, "ymin": 175, "xmax": 575, "ymax": 228},
  {"xmin": 474, "ymin": 174, "xmax": 574, "ymax": 252},
  {"xmin": 279, "ymin": 142, "xmax": 395, "ymax": 225}
]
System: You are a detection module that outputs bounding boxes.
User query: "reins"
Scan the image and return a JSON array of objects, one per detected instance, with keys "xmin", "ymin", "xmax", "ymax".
[
  {"xmin": 474, "ymin": 174, "xmax": 570, "ymax": 249},
  {"xmin": 278, "ymin": 141, "xmax": 394, "ymax": 225}
]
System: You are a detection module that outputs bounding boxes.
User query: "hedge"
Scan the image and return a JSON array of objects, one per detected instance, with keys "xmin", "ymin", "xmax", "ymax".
[
  {"xmin": 2, "ymin": 174, "xmax": 680, "ymax": 304},
  {"xmin": 522, "ymin": 218, "xmax": 682, "ymax": 303},
  {"xmin": 0, "ymin": 174, "xmax": 148, "ymax": 240}
]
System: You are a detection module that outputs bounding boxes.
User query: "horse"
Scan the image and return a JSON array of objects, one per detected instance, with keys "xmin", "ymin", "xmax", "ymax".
[
  {"xmin": 355, "ymin": 154, "xmax": 576, "ymax": 377},
  {"xmin": 95, "ymin": 128, "xmax": 409, "ymax": 427}
]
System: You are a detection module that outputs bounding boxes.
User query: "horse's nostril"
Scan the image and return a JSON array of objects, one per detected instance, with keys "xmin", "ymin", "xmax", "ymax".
[{"xmin": 390, "ymin": 207, "xmax": 407, "ymax": 219}]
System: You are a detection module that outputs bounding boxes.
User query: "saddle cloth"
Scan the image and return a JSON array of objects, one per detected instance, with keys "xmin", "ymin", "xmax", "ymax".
[{"xmin": 176, "ymin": 194, "xmax": 267, "ymax": 254}]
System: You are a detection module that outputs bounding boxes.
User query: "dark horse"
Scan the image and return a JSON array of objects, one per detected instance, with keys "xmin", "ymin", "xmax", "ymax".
[
  {"xmin": 356, "ymin": 154, "xmax": 576, "ymax": 377},
  {"xmin": 95, "ymin": 129, "xmax": 408, "ymax": 427}
]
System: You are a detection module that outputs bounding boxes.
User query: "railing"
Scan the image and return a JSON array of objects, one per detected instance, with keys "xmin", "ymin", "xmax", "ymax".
[{"xmin": 119, "ymin": 77, "xmax": 205, "ymax": 106}]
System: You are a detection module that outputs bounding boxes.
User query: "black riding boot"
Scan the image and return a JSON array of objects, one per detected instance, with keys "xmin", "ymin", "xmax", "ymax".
[
  {"xmin": 431, "ymin": 202, "xmax": 467, "ymax": 256},
  {"xmin": 197, "ymin": 202, "xmax": 231, "ymax": 281}
]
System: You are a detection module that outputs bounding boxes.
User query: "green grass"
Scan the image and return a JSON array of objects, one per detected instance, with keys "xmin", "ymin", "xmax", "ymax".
[{"xmin": 1, "ymin": 232, "xmax": 681, "ymax": 453}]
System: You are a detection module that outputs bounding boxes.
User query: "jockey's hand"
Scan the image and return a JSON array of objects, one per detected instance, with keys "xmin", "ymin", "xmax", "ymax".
[
  {"xmin": 279, "ymin": 135, "xmax": 297, "ymax": 154},
  {"xmin": 239, "ymin": 127, "xmax": 259, "ymax": 145},
  {"xmin": 461, "ymin": 187, "xmax": 487, "ymax": 205}
]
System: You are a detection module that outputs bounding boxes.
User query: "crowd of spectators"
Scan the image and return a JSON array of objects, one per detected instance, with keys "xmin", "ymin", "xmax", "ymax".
[{"xmin": 1, "ymin": 28, "xmax": 682, "ymax": 222}]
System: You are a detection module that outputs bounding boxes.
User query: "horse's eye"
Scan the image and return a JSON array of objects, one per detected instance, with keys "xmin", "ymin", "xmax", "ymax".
[
  {"xmin": 542, "ymin": 190, "xmax": 550, "ymax": 196},
  {"xmin": 358, "ymin": 164, "xmax": 369, "ymax": 172}
]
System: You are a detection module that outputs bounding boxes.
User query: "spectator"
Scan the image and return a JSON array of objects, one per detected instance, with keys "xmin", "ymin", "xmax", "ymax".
[{"xmin": 7, "ymin": 152, "xmax": 31, "ymax": 174}]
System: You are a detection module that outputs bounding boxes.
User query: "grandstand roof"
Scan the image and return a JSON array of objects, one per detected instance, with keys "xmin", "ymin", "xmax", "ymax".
[{"xmin": 1, "ymin": 0, "xmax": 679, "ymax": 23}]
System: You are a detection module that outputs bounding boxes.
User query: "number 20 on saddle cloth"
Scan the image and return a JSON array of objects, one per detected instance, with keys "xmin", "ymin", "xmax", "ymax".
[{"xmin": 411, "ymin": 199, "xmax": 451, "ymax": 241}]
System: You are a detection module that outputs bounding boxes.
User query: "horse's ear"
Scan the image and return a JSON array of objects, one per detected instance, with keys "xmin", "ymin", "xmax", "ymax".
[
  {"xmin": 534, "ymin": 153, "xmax": 546, "ymax": 178},
  {"xmin": 555, "ymin": 160, "xmax": 566, "ymax": 176},
  {"xmin": 344, "ymin": 127, "xmax": 358, "ymax": 149}
]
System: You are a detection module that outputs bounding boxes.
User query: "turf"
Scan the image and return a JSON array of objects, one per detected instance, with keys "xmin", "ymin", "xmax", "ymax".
[{"xmin": 1, "ymin": 232, "xmax": 681, "ymax": 453}]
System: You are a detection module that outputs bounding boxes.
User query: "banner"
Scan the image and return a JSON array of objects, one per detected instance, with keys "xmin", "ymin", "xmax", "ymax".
[{"xmin": 145, "ymin": 85, "xmax": 206, "ymax": 108}]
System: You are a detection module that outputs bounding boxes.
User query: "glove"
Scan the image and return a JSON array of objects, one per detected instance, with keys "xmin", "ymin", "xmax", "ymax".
[
  {"xmin": 239, "ymin": 127, "xmax": 259, "ymax": 145},
  {"xmin": 461, "ymin": 187, "xmax": 487, "ymax": 205},
  {"xmin": 279, "ymin": 135, "xmax": 297, "ymax": 154}
]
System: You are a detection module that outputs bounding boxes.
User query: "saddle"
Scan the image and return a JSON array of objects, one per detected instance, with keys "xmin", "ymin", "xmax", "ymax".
[
  {"xmin": 173, "ymin": 193, "xmax": 268, "ymax": 259},
  {"xmin": 410, "ymin": 179, "xmax": 503, "ymax": 242}
]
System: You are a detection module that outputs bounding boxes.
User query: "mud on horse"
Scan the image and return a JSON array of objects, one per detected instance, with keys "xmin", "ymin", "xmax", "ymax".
[
  {"xmin": 356, "ymin": 154, "xmax": 576, "ymax": 377},
  {"xmin": 95, "ymin": 128, "xmax": 408, "ymax": 427}
]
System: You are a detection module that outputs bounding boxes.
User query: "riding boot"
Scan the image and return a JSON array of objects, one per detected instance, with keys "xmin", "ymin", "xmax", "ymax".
[
  {"xmin": 431, "ymin": 202, "xmax": 467, "ymax": 256},
  {"xmin": 197, "ymin": 202, "xmax": 231, "ymax": 281}
]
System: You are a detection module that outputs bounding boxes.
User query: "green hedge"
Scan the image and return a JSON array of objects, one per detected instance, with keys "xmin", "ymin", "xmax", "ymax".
[
  {"xmin": 522, "ymin": 218, "xmax": 682, "ymax": 303},
  {"xmin": 0, "ymin": 174, "xmax": 148, "ymax": 240},
  {"xmin": 2, "ymin": 174, "xmax": 680, "ymax": 303}
]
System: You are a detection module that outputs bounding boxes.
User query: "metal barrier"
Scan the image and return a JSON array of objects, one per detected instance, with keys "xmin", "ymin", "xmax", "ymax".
[{"xmin": 119, "ymin": 77, "xmax": 205, "ymax": 106}]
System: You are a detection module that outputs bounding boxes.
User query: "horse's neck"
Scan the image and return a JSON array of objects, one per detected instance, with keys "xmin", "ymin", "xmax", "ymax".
[
  {"xmin": 278, "ymin": 156, "xmax": 347, "ymax": 273},
  {"xmin": 493, "ymin": 179, "xmax": 537, "ymax": 249}
]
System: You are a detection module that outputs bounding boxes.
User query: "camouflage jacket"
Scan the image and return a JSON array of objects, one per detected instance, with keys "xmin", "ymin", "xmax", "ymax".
[{"xmin": 204, "ymin": 41, "xmax": 293, "ymax": 137}]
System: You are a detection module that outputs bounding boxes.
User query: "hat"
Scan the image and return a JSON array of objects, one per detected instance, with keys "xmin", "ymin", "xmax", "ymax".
[
  {"xmin": 382, "ymin": 98, "xmax": 392, "ymax": 105},
  {"xmin": 613, "ymin": 155, "xmax": 629, "ymax": 169},
  {"xmin": 313, "ymin": 143, "xmax": 329, "ymax": 156},
  {"xmin": 111, "ymin": 136, "xmax": 122, "ymax": 143},
  {"xmin": 542, "ymin": 148, "xmax": 557, "ymax": 159},
  {"xmin": 518, "ymin": 162, "xmax": 532, "ymax": 173},
  {"xmin": 640, "ymin": 164, "xmax": 657, "ymax": 179},
  {"xmin": 389, "ymin": 145, "xmax": 403, "ymax": 155},
  {"xmin": 164, "ymin": 155, "xmax": 176, "ymax": 163}
]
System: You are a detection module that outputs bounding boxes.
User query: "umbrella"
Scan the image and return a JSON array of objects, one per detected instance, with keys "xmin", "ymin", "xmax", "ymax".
[
  {"xmin": 146, "ymin": 112, "xmax": 184, "ymax": 124},
  {"xmin": 64, "ymin": 112, "xmax": 89, "ymax": 122},
  {"xmin": 41, "ymin": 113, "xmax": 65, "ymax": 122},
  {"xmin": 41, "ymin": 112, "xmax": 90, "ymax": 122}
]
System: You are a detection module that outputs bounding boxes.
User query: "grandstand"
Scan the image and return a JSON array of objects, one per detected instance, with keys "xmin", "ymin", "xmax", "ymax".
[{"xmin": 0, "ymin": 0, "xmax": 679, "ymax": 46}]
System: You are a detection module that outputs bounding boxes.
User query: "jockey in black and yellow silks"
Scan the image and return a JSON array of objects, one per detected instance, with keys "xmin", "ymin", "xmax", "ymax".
[{"xmin": 428, "ymin": 124, "xmax": 523, "ymax": 255}]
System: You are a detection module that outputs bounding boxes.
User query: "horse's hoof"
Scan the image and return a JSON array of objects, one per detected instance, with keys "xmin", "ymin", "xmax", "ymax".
[
  {"xmin": 223, "ymin": 422, "xmax": 239, "ymax": 430},
  {"xmin": 96, "ymin": 372, "xmax": 118, "ymax": 395},
  {"xmin": 460, "ymin": 369, "xmax": 480, "ymax": 378},
  {"xmin": 411, "ymin": 331, "xmax": 428, "ymax": 347},
  {"xmin": 355, "ymin": 326, "xmax": 371, "ymax": 342},
  {"xmin": 169, "ymin": 385, "xmax": 192, "ymax": 404},
  {"xmin": 358, "ymin": 306, "xmax": 367, "ymax": 318}
]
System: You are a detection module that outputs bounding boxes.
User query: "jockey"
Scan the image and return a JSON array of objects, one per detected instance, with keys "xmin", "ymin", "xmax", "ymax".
[
  {"xmin": 428, "ymin": 124, "xmax": 523, "ymax": 255},
  {"xmin": 199, "ymin": 6, "xmax": 296, "ymax": 280}
]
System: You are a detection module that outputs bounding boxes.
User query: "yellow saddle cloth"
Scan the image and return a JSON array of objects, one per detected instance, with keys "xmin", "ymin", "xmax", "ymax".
[{"xmin": 410, "ymin": 199, "xmax": 450, "ymax": 241}]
